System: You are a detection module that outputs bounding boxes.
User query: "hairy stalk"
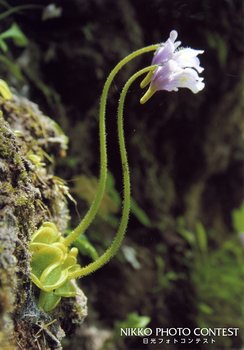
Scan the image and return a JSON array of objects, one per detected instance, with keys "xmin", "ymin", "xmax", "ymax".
[
  {"xmin": 64, "ymin": 45, "xmax": 159, "ymax": 247},
  {"xmin": 70, "ymin": 65, "xmax": 157, "ymax": 278}
]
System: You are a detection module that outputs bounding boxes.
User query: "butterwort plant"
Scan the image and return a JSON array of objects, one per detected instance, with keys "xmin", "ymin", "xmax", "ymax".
[{"xmin": 29, "ymin": 30, "xmax": 205, "ymax": 311}]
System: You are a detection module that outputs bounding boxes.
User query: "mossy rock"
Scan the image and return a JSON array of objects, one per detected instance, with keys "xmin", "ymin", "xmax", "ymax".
[{"xmin": 0, "ymin": 96, "xmax": 87, "ymax": 350}]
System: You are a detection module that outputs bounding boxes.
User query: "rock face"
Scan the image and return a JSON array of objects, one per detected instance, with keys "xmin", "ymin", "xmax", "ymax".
[{"xmin": 0, "ymin": 96, "xmax": 87, "ymax": 350}]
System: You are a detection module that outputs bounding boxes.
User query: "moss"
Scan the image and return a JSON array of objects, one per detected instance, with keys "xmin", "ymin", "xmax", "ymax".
[
  {"xmin": 15, "ymin": 195, "xmax": 29, "ymax": 207},
  {"xmin": 0, "ymin": 95, "xmax": 87, "ymax": 350}
]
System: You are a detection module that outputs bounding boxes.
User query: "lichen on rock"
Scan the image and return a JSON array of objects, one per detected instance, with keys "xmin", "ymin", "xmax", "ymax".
[{"xmin": 0, "ymin": 95, "xmax": 87, "ymax": 350}]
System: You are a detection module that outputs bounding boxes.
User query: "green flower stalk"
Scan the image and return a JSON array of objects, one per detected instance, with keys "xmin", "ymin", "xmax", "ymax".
[
  {"xmin": 63, "ymin": 44, "xmax": 159, "ymax": 247},
  {"xmin": 30, "ymin": 30, "xmax": 205, "ymax": 311},
  {"xmin": 30, "ymin": 46, "xmax": 159, "ymax": 312},
  {"xmin": 69, "ymin": 65, "xmax": 157, "ymax": 279}
]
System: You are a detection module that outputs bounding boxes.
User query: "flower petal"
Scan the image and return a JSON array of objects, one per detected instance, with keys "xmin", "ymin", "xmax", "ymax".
[
  {"xmin": 152, "ymin": 40, "xmax": 174, "ymax": 65},
  {"xmin": 152, "ymin": 29, "xmax": 181, "ymax": 65},
  {"xmin": 174, "ymin": 48, "xmax": 204, "ymax": 73},
  {"xmin": 166, "ymin": 68, "xmax": 205, "ymax": 93}
]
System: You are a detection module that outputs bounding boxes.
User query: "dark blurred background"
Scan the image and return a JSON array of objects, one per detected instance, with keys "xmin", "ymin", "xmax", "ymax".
[{"xmin": 0, "ymin": 0, "xmax": 243, "ymax": 349}]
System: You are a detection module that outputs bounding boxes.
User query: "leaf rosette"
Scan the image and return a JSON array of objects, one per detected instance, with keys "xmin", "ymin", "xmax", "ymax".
[{"xmin": 30, "ymin": 222, "xmax": 81, "ymax": 311}]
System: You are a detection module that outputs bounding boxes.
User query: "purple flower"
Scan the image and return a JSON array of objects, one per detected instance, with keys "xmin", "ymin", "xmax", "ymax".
[
  {"xmin": 152, "ymin": 30, "xmax": 181, "ymax": 65},
  {"xmin": 140, "ymin": 30, "xmax": 205, "ymax": 104}
]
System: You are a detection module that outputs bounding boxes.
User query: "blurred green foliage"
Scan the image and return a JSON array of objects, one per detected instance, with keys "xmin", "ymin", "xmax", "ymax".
[
  {"xmin": 73, "ymin": 171, "xmax": 151, "ymax": 228},
  {"xmin": 206, "ymin": 31, "xmax": 228, "ymax": 67},
  {"xmin": 72, "ymin": 233, "xmax": 99, "ymax": 261},
  {"xmin": 72, "ymin": 171, "xmax": 243, "ymax": 350},
  {"xmin": 71, "ymin": 171, "xmax": 152, "ymax": 267},
  {"xmin": 193, "ymin": 239, "xmax": 243, "ymax": 349},
  {"xmin": 175, "ymin": 209, "xmax": 244, "ymax": 349},
  {"xmin": 0, "ymin": 22, "xmax": 28, "ymax": 52},
  {"xmin": 115, "ymin": 312, "xmax": 151, "ymax": 331},
  {"xmin": 0, "ymin": 21, "xmax": 28, "ymax": 81},
  {"xmin": 101, "ymin": 312, "xmax": 151, "ymax": 350},
  {"xmin": 232, "ymin": 203, "xmax": 244, "ymax": 233}
]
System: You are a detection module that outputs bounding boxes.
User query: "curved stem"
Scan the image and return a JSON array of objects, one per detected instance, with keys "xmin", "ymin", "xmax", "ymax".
[
  {"xmin": 64, "ymin": 45, "xmax": 159, "ymax": 247},
  {"xmin": 0, "ymin": 5, "xmax": 42, "ymax": 20},
  {"xmin": 70, "ymin": 65, "xmax": 157, "ymax": 278}
]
